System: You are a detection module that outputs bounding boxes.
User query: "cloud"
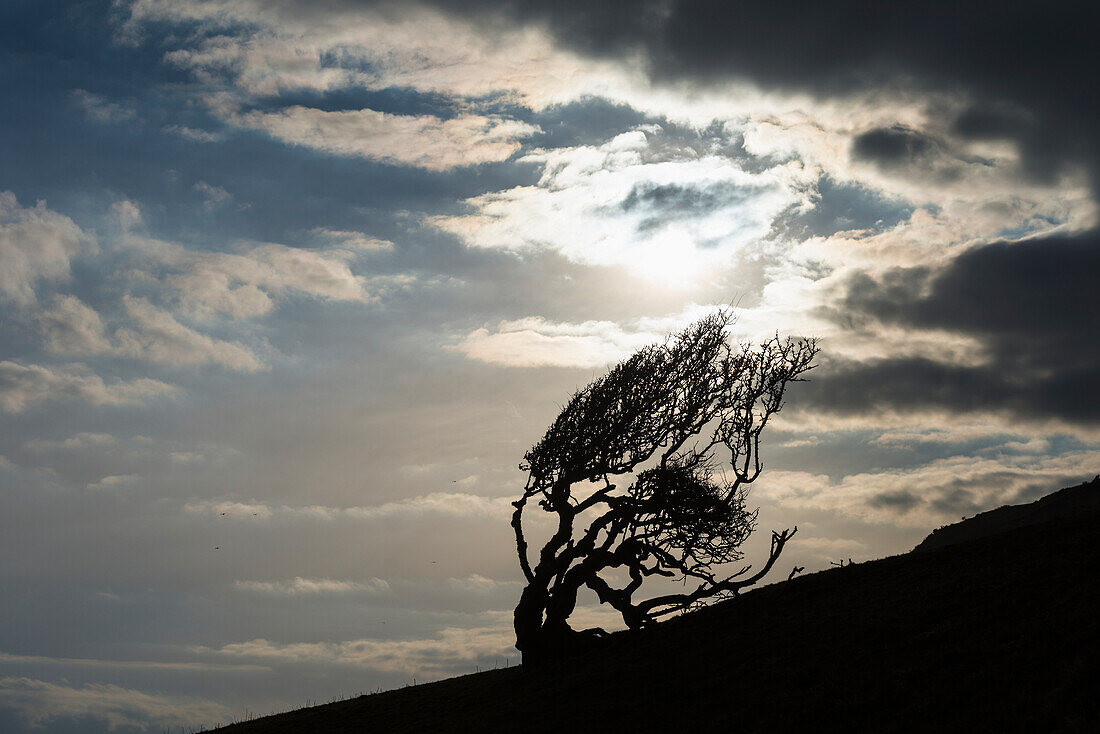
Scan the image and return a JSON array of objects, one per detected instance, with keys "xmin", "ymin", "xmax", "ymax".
[
  {"xmin": 15, "ymin": 432, "xmax": 236, "ymax": 490},
  {"xmin": 160, "ymin": 240, "xmax": 373, "ymax": 320},
  {"xmin": 742, "ymin": 108, "xmax": 1095, "ymax": 225},
  {"xmin": 452, "ymin": 303, "xmax": 794, "ymax": 368},
  {"xmin": 311, "ymin": 228, "xmax": 393, "ymax": 253},
  {"xmin": 810, "ymin": 231, "xmax": 1100, "ymax": 423},
  {"xmin": 758, "ymin": 451, "xmax": 1100, "ymax": 527},
  {"xmin": 120, "ymin": 1, "xmax": 1096, "ymax": 258},
  {"xmin": 35, "ymin": 296, "xmax": 112, "ymax": 355},
  {"xmin": 11, "ymin": 197, "xmax": 379, "ymax": 371},
  {"xmin": 120, "ymin": 0, "xmax": 1100, "ymax": 205},
  {"xmin": 22, "ymin": 432, "xmax": 120, "ymax": 451},
  {"xmin": 72, "ymin": 89, "xmax": 137, "ymax": 125},
  {"xmin": 235, "ymin": 106, "xmax": 540, "ymax": 170},
  {"xmin": 113, "ymin": 296, "xmax": 265, "ymax": 372},
  {"xmin": 86, "ymin": 474, "xmax": 141, "ymax": 491},
  {"xmin": 444, "ymin": 574, "xmax": 519, "ymax": 594},
  {"xmin": 792, "ymin": 535, "xmax": 867, "ymax": 559},
  {"xmin": 0, "ymin": 676, "xmax": 232, "ymax": 731},
  {"xmin": 868, "ymin": 424, "xmax": 1047, "ymax": 449},
  {"xmin": 436, "ymin": 0, "xmax": 1100, "ymax": 183},
  {"xmin": 235, "ymin": 577, "xmax": 391, "ymax": 595},
  {"xmin": 0, "ymin": 361, "xmax": 180, "ymax": 413},
  {"xmin": 184, "ymin": 492, "xmax": 512, "ymax": 522},
  {"xmin": 110, "ymin": 199, "xmax": 143, "ymax": 229},
  {"xmin": 125, "ymin": 0, "xmax": 628, "ymax": 108},
  {"xmin": 433, "ymin": 130, "xmax": 813, "ymax": 283},
  {"xmin": 454, "ymin": 317, "xmax": 660, "ymax": 368},
  {"xmin": 0, "ymin": 192, "xmax": 88, "ymax": 307},
  {"xmin": 344, "ymin": 492, "xmax": 513, "ymax": 520},
  {"xmin": 198, "ymin": 626, "xmax": 516, "ymax": 677},
  {"xmin": 852, "ymin": 125, "xmax": 936, "ymax": 168},
  {"xmin": 194, "ymin": 181, "xmax": 233, "ymax": 209},
  {"xmin": 164, "ymin": 124, "xmax": 224, "ymax": 142},
  {"xmin": 34, "ymin": 292, "xmax": 267, "ymax": 372},
  {"xmin": 0, "ymin": 652, "xmax": 263, "ymax": 673}
]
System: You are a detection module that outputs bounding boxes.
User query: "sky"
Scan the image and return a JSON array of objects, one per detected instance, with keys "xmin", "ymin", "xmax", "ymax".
[{"xmin": 1, "ymin": 1, "xmax": 1098, "ymax": 730}]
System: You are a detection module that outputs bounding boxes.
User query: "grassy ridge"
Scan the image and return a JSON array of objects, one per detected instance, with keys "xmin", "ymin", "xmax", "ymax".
[
  {"xmin": 915, "ymin": 476, "xmax": 1100, "ymax": 552},
  {"xmin": 216, "ymin": 501, "xmax": 1100, "ymax": 732}
]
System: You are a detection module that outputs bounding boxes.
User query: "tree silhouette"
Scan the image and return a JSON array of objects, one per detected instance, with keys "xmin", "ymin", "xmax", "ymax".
[{"xmin": 511, "ymin": 310, "xmax": 817, "ymax": 664}]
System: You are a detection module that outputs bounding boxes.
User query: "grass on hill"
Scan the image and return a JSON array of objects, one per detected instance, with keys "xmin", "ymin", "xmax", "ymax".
[{"xmin": 213, "ymin": 486, "xmax": 1100, "ymax": 733}]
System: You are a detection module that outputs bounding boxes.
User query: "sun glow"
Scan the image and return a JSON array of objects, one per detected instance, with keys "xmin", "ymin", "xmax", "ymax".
[{"xmin": 627, "ymin": 234, "xmax": 719, "ymax": 287}]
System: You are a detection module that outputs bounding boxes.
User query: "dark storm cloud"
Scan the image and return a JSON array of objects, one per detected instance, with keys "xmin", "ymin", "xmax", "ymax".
[
  {"xmin": 410, "ymin": 0, "xmax": 1099, "ymax": 183},
  {"xmin": 808, "ymin": 231, "xmax": 1100, "ymax": 422},
  {"xmin": 851, "ymin": 126, "xmax": 988, "ymax": 184},
  {"xmin": 170, "ymin": 0, "xmax": 1095, "ymax": 162},
  {"xmin": 100, "ymin": 0, "xmax": 1097, "ymax": 182},
  {"xmin": 841, "ymin": 232, "xmax": 1100, "ymax": 351},
  {"xmin": 852, "ymin": 126, "xmax": 935, "ymax": 167}
]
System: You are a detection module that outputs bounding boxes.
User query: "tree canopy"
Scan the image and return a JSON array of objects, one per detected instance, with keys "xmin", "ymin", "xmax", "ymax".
[{"xmin": 511, "ymin": 310, "xmax": 817, "ymax": 663}]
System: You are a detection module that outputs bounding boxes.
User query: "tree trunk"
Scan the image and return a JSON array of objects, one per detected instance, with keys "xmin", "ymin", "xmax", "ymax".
[
  {"xmin": 515, "ymin": 582, "xmax": 593, "ymax": 666},
  {"xmin": 517, "ymin": 619, "xmax": 595, "ymax": 666},
  {"xmin": 513, "ymin": 584, "xmax": 546, "ymax": 665}
]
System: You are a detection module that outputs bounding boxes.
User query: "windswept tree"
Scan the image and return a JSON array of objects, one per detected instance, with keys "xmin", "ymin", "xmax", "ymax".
[{"xmin": 511, "ymin": 310, "xmax": 817, "ymax": 664}]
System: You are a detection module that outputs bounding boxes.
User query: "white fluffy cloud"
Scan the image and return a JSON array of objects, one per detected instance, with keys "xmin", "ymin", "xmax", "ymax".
[
  {"xmin": 125, "ymin": 1, "xmax": 628, "ymax": 108},
  {"xmin": 235, "ymin": 107, "xmax": 540, "ymax": 170},
  {"xmin": 434, "ymin": 131, "xmax": 813, "ymax": 284},
  {"xmin": 114, "ymin": 296, "xmax": 265, "ymax": 372},
  {"xmin": 34, "ymin": 294, "xmax": 265, "ymax": 372},
  {"xmin": 161, "ymin": 239, "xmax": 373, "ymax": 320},
  {"xmin": 451, "ymin": 302, "xmax": 825, "ymax": 369},
  {"xmin": 741, "ymin": 110, "xmax": 1097, "ymax": 232},
  {"xmin": 455, "ymin": 316, "xmax": 661, "ymax": 368},
  {"xmin": 11, "ymin": 198, "xmax": 380, "ymax": 374},
  {"xmin": 0, "ymin": 361, "xmax": 179, "ymax": 413},
  {"xmin": 36, "ymin": 295, "xmax": 112, "ymax": 355},
  {"xmin": 0, "ymin": 192, "xmax": 88, "ymax": 307}
]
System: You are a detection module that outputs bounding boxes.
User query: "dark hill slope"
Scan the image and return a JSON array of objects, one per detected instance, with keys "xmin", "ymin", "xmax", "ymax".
[
  {"xmin": 915, "ymin": 475, "xmax": 1100, "ymax": 552},
  {"xmin": 216, "ymin": 512, "xmax": 1100, "ymax": 732}
]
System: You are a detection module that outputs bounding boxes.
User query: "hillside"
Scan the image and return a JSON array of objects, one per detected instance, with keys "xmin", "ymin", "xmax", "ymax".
[
  {"xmin": 914, "ymin": 475, "xmax": 1100, "ymax": 552},
  {"xmin": 215, "ymin": 485, "xmax": 1100, "ymax": 733}
]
